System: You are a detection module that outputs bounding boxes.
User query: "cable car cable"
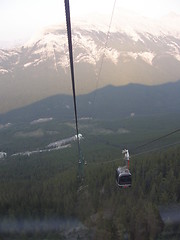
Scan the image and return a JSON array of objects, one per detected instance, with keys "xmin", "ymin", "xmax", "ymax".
[
  {"xmin": 88, "ymin": 139, "xmax": 180, "ymax": 166},
  {"xmin": 94, "ymin": 128, "xmax": 180, "ymax": 153},
  {"xmin": 91, "ymin": 0, "xmax": 117, "ymax": 111},
  {"xmin": 132, "ymin": 140, "xmax": 180, "ymax": 158},
  {"xmin": 64, "ymin": 0, "xmax": 84, "ymax": 179},
  {"xmin": 134, "ymin": 128, "xmax": 180, "ymax": 151}
]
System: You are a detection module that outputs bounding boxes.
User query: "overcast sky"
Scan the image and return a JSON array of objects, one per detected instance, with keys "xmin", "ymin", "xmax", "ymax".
[{"xmin": 1, "ymin": 0, "xmax": 180, "ymax": 46}]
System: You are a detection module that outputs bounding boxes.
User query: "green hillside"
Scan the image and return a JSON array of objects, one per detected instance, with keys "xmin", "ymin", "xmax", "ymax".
[{"xmin": 0, "ymin": 116, "xmax": 180, "ymax": 239}]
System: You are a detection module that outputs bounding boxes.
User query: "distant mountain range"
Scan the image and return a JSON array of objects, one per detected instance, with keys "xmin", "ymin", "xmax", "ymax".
[
  {"xmin": 0, "ymin": 81, "xmax": 180, "ymax": 124},
  {"xmin": 1, "ymin": 12, "xmax": 180, "ymax": 113}
]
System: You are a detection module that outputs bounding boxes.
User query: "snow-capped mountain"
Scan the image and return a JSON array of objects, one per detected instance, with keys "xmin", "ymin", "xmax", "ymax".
[{"xmin": 1, "ymin": 12, "xmax": 180, "ymax": 113}]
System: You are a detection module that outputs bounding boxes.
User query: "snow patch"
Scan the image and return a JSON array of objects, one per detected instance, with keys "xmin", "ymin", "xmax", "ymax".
[
  {"xmin": 0, "ymin": 123, "xmax": 12, "ymax": 129},
  {"xmin": 11, "ymin": 145, "xmax": 71, "ymax": 157},
  {"xmin": 73, "ymin": 33, "xmax": 119, "ymax": 65},
  {"xmin": 127, "ymin": 52, "xmax": 138, "ymax": 60},
  {"xmin": 105, "ymin": 48, "xmax": 120, "ymax": 64},
  {"xmin": 0, "ymin": 152, "xmax": 7, "ymax": 159},
  {"xmin": 0, "ymin": 69, "xmax": 8, "ymax": 74},
  {"xmin": 166, "ymin": 41, "xmax": 180, "ymax": 61},
  {"xmin": 124, "ymin": 27, "xmax": 145, "ymax": 42},
  {"xmin": 174, "ymin": 54, "xmax": 180, "ymax": 61},
  {"xmin": 11, "ymin": 134, "xmax": 83, "ymax": 157},
  {"xmin": 138, "ymin": 52, "xmax": 155, "ymax": 65},
  {"xmin": 24, "ymin": 62, "xmax": 33, "ymax": 68},
  {"xmin": 31, "ymin": 118, "xmax": 53, "ymax": 124},
  {"xmin": 127, "ymin": 51, "xmax": 155, "ymax": 65}
]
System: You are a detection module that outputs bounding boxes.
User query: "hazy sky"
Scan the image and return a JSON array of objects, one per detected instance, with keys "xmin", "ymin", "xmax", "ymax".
[{"xmin": 1, "ymin": 0, "xmax": 180, "ymax": 45}]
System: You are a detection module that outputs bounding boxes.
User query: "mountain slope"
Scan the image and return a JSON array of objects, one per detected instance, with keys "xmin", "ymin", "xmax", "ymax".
[
  {"xmin": 1, "ymin": 12, "xmax": 180, "ymax": 113},
  {"xmin": 0, "ymin": 81, "xmax": 180, "ymax": 123}
]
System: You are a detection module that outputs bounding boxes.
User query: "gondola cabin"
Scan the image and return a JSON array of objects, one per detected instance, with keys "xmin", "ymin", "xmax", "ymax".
[{"xmin": 116, "ymin": 166, "xmax": 132, "ymax": 188}]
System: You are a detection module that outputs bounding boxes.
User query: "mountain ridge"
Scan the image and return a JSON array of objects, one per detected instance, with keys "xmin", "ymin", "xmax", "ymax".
[{"xmin": 0, "ymin": 80, "xmax": 180, "ymax": 124}]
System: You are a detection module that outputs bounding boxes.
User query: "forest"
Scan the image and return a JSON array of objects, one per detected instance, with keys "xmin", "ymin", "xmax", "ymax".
[{"xmin": 0, "ymin": 116, "xmax": 180, "ymax": 239}]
